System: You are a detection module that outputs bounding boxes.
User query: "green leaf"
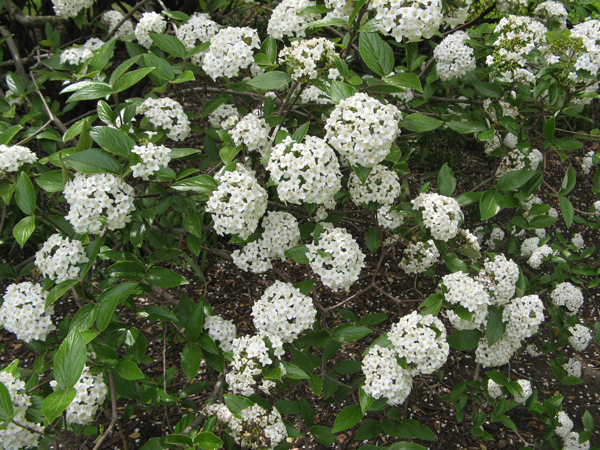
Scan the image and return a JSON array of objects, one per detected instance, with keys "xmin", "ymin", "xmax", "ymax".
[
  {"xmin": 89, "ymin": 38, "xmax": 117, "ymax": 73},
  {"xmin": 195, "ymin": 432, "xmax": 223, "ymax": 450},
  {"xmin": 446, "ymin": 121, "xmax": 487, "ymax": 133},
  {"xmin": 485, "ymin": 370, "xmax": 508, "ymax": 386},
  {"xmin": 473, "ymin": 81, "xmax": 503, "ymax": 98},
  {"xmin": 54, "ymin": 328, "xmax": 86, "ymax": 390},
  {"xmin": 582, "ymin": 410, "xmax": 594, "ymax": 432},
  {"xmin": 13, "ymin": 215, "xmax": 35, "ymax": 248},
  {"xmin": 559, "ymin": 164, "xmax": 576, "ymax": 196},
  {"xmin": 555, "ymin": 138, "xmax": 582, "ymax": 151},
  {"xmin": 384, "ymin": 72, "xmax": 422, "ymax": 93},
  {"xmin": 280, "ymin": 361, "xmax": 310, "ymax": 379},
  {"xmin": 171, "ymin": 175, "xmax": 218, "ymax": 200},
  {"xmin": 304, "ymin": 17, "xmax": 348, "ymax": 28},
  {"xmin": 387, "ymin": 442, "xmax": 428, "ymax": 450},
  {"xmin": 559, "ymin": 195, "xmax": 574, "ymax": 229},
  {"xmin": 46, "ymin": 279, "xmax": 79, "ymax": 309},
  {"xmin": 561, "ymin": 376, "xmax": 584, "ymax": 385},
  {"xmin": 6, "ymin": 72, "xmax": 25, "ymax": 95},
  {"xmin": 401, "ymin": 114, "xmax": 443, "ymax": 132},
  {"xmin": 486, "ymin": 308, "xmax": 506, "ymax": 347},
  {"xmin": 117, "ymin": 360, "xmax": 145, "ymax": 380},
  {"xmin": 310, "ymin": 426, "xmax": 336, "ymax": 446},
  {"xmin": 145, "ymin": 267, "xmax": 188, "ymax": 288},
  {"xmin": 113, "ymin": 68, "xmax": 155, "ymax": 93},
  {"xmin": 185, "ymin": 303, "xmax": 204, "ymax": 342},
  {"xmin": 309, "ymin": 375, "xmax": 322, "ymax": 396},
  {"xmin": 330, "ymin": 80, "xmax": 357, "ymax": 103},
  {"xmin": 437, "ymin": 163, "xmax": 456, "ymax": 197},
  {"xmin": 183, "ymin": 214, "xmax": 203, "ymax": 238},
  {"xmin": 173, "ymin": 70, "xmax": 195, "ymax": 83},
  {"xmin": 0, "ymin": 382, "xmax": 15, "ymax": 422},
  {"xmin": 144, "ymin": 53, "xmax": 175, "ymax": 81},
  {"xmin": 528, "ymin": 215, "xmax": 557, "ymax": 228},
  {"xmin": 365, "ymin": 227, "xmax": 380, "ymax": 254},
  {"xmin": 220, "ymin": 146, "xmax": 240, "ymax": 165},
  {"xmin": 332, "ymin": 324, "xmax": 371, "ymax": 342},
  {"xmin": 456, "ymin": 191, "xmax": 481, "ymax": 206},
  {"xmin": 443, "ymin": 253, "xmax": 467, "ymax": 273},
  {"xmin": 96, "ymin": 283, "xmax": 138, "ymax": 331},
  {"xmin": 420, "ymin": 293, "xmax": 443, "ymax": 316},
  {"xmin": 36, "ymin": 171, "xmax": 65, "ymax": 192},
  {"xmin": 292, "ymin": 121, "xmax": 310, "ymax": 144},
  {"xmin": 0, "ymin": 125, "xmax": 24, "ymax": 146},
  {"xmin": 284, "ymin": 244, "xmax": 310, "ymax": 264},
  {"xmin": 247, "ymin": 71, "xmax": 291, "ymax": 91},
  {"xmin": 181, "ymin": 344, "xmax": 202, "ymax": 382},
  {"xmin": 359, "ymin": 32, "xmax": 394, "ymax": 77},
  {"xmin": 224, "ymin": 394, "xmax": 253, "ymax": 419},
  {"xmin": 43, "ymin": 388, "xmax": 76, "ymax": 424},
  {"xmin": 65, "ymin": 82, "xmax": 113, "ymax": 103},
  {"xmin": 16, "ymin": 172, "xmax": 35, "ymax": 216},
  {"xmin": 479, "ymin": 188, "xmax": 502, "ymax": 221},
  {"xmin": 496, "ymin": 170, "xmax": 536, "ymax": 191},
  {"xmin": 149, "ymin": 34, "xmax": 187, "ymax": 58},
  {"xmin": 261, "ymin": 36, "xmax": 278, "ymax": 63},
  {"xmin": 109, "ymin": 55, "xmax": 142, "ymax": 87},
  {"xmin": 332, "ymin": 404, "xmax": 364, "ymax": 433},
  {"xmin": 139, "ymin": 305, "xmax": 179, "ymax": 322},
  {"xmin": 447, "ymin": 330, "xmax": 482, "ymax": 350},
  {"xmin": 90, "ymin": 126, "xmax": 135, "ymax": 158},
  {"xmin": 544, "ymin": 116, "xmax": 555, "ymax": 142},
  {"xmin": 63, "ymin": 149, "xmax": 121, "ymax": 175}
]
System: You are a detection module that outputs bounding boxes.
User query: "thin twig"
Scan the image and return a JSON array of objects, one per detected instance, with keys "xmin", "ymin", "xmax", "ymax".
[
  {"xmin": 105, "ymin": 0, "xmax": 154, "ymax": 41},
  {"xmin": 92, "ymin": 373, "xmax": 118, "ymax": 450},
  {"xmin": 29, "ymin": 71, "xmax": 69, "ymax": 136}
]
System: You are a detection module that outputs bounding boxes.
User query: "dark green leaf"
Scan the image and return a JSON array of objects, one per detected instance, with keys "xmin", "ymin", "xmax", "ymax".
[
  {"xmin": 181, "ymin": 344, "xmax": 202, "ymax": 382},
  {"xmin": 90, "ymin": 126, "xmax": 135, "ymax": 158},
  {"xmin": 63, "ymin": 149, "xmax": 121, "ymax": 175},
  {"xmin": 359, "ymin": 32, "xmax": 394, "ymax": 77},
  {"xmin": 447, "ymin": 330, "xmax": 482, "ymax": 350},
  {"xmin": 16, "ymin": 172, "xmax": 35, "ymax": 216},
  {"xmin": 117, "ymin": 360, "xmax": 145, "ymax": 380},
  {"xmin": 401, "ymin": 114, "xmax": 443, "ymax": 132},
  {"xmin": 65, "ymin": 82, "xmax": 113, "ymax": 103},
  {"xmin": 446, "ymin": 121, "xmax": 487, "ymax": 133},
  {"xmin": 96, "ymin": 283, "xmax": 138, "ymax": 331},
  {"xmin": 36, "ymin": 171, "xmax": 65, "ymax": 192},
  {"xmin": 559, "ymin": 195, "xmax": 574, "ymax": 229},
  {"xmin": 330, "ymin": 80, "xmax": 357, "ymax": 103},
  {"xmin": 497, "ymin": 170, "xmax": 536, "ymax": 191},
  {"xmin": 310, "ymin": 426, "xmax": 336, "ymax": 446},
  {"xmin": 443, "ymin": 253, "xmax": 467, "ymax": 273},
  {"xmin": 46, "ymin": 280, "xmax": 79, "ymax": 309},
  {"xmin": 54, "ymin": 328, "xmax": 86, "ymax": 389},
  {"xmin": 555, "ymin": 138, "xmax": 582, "ymax": 151},
  {"xmin": 284, "ymin": 245, "xmax": 310, "ymax": 264},
  {"xmin": 473, "ymin": 81, "xmax": 503, "ymax": 98},
  {"xmin": 365, "ymin": 227, "xmax": 380, "ymax": 254},
  {"xmin": 139, "ymin": 305, "xmax": 179, "ymax": 322},
  {"xmin": 582, "ymin": 410, "xmax": 594, "ymax": 432},
  {"xmin": 194, "ymin": 432, "xmax": 223, "ymax": 450},
  {"xmin": 437, "ymin": 163, "xmax": 456, "ymax": 196},
  {"xmin": 332, "ymin": 324, "xmax": 371, "ymax": 342},
  {"xmin": 480, "ymin": 188, "xmax": 502, "ymax": 221},
  {"xmin": 247, "ymin": 72, "xmax": 291, "ymax": 91},
  {"xmin": 113, "ymin": 68, "xmax": 155, "ymax": 93},
  {"xmin": 419, "ymin": 293, "xmax": 443, "ymax": 316},
  {"xmin": 0, "ymin": 382, "xmax": 15, "ymax": 422},
  {"xmin": 13, "ymin": 215, "xmax": 35, "ymax": 248},
  {"xmin": 544, "ymin": 116, "xmax": 555, "ymax": 142},
  {"xmin": 384, "ymin": 72, "xmax": 422, "ymax": 93},
  {"xmin": 224, "ymin": 394, "xmax": 253, "ymax": 419},
  {"xmin": 144, "ymin": 53, "xmax": 175, "ymax": 81},
  {"xmin": 42, "ymin": 388, "xmax": 76, "ymax": 424},
  {"xmin": 332, "ymin": 404, "xmax": 364, "ymax": 432},
  {"xmin": 486, "ymin": 308, "xmax": 506, "ymax": 347},
  {"xmin": 145, "ymin": 267, "xmax": 188, "ymax": 288},
  {"xmin": 149, "ymin": 34, "xmax": 187, "ymax": 58}
]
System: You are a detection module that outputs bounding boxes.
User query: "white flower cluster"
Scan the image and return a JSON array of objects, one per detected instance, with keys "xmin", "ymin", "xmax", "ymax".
[
  {"xmin": 369, "ymin": 0, "xmax": 443, "ymax": 43},
  {"xmin": 0, "ymin": 370, "xmax": 43, "ymax": 449},
  {"xmin": 434, "ymin": 31, "xmax": 476, "ymax": 81},
  {"xmin": 444, "ymin": 0, "xmax": 472, "ymax": 28},
  {"xmin": 300, "ymin": 85, "xmax": 331, "ymax": 104},
  {"xmin": 528, "ymin": 244, "xmax": 553, "ymax": 269},
  {"xmin": 326, "ymin": 93, "xmax": 402, "ymax": 167},
  {"xmin": 551, "ymin": 282, "xmax": 584, "ymax": 315},
  {"xmin": 0, "ymin": 282, "xmax": 55, "ymax": 342},
  {"xmin": 279, "ymin": 38, "xmax": 337, "ymax": 82},
  {"xmin": 230, "ymin": 111, "xmax": 271, "ymax": 155},
  {"xmin": 571, "ymin": 20, "xmax": 600, "ymax": 77},
  {"xmin": 483, "ymin": 99, "xmax": 519, "ymax": 124},
  {"xmin": 252, "ymin": 281, "xmax": 316, "ymax": 344},
  {"xmin": 521, "ymin": 236, "xmax": 540, "ymax": 257},
  {"xmin": 325, "ymin": 0, "xmax": 356, "ymax": 19},
  {"xmin": 136, "ymin": 97, "xmax": 191, "ymax": 142},
  {"xmin": 513, "ymin": 379, "xmax": 532, "ymax": 404},
  {"xmin": 102, "ymin": 10, "xmax": 135, "ymax": 40},
  {"xmin": 205, "ymin": 403, "xmax": 287, "ymax": 450},
  {"xmin": 457, "ymin": 229, "xmax": 481, "ymax": 254},
  {"xmin": 412, "ymin": 193, "xmax": 462, "ymax": 241},
  {"xmin": 486, "ymin": 227, "xmax": 505, "ymax": 250},
  {"xmin": 564, "ymin": 358, "xmax": 582, "ymax": 378},
  {"xmin": 487, "ymin": 379, "xmax": 503, "ymax": 399},
  {"xmin": 206, "ymin": 168, "xmax": 267, "ymax": 240},
  {"xmin": 232, "ymin": 211, "xmax": 300, "ymax": 273},
  {"xmin": 50, "ymin": 367, "xmax": 107, "ymax": 425},
  {"xmin": 135, "ymin": 12, "xmax": 166, "ymax": 49},
  {"xmin": 475, "ymin": 334, "xmax": 521, "ymax": 367},
  {"xmin": 131, "ymin": 143, "xmax": 171, "ymax": 180},
  {"xmin": 502, "ymin": 295, "xmax": 544, "ymax": 341},
  {"xmin": 268, "ymin": 0, "xmax": 320, "ymax": 39},
  {"xmin": 202, "ymin": 27, "xmax": 260, "ymax": 80},
  {"xmin": 307, "ymin": 222, "xmax": 365, "ymax": 291},
  {"xmin": 496, "ymin": 148, "xmax": 543, "ymax": 177},
  {"xmin": 399, "ymin": 239, "xmax": 439, "ymax": 274},
  {"xmin": 268, "ymin": 136, "xmax": 341, "ymax": 207},
  {"xmin": 555, "ymin": 411, "xmax": 574, "ymax": 438},
  {"xmin": 362, "ymin": 345, "xmax": 412, "ymax": 405},
  {"xmin": 389, "ymin": 311, "xmax": 449, "ymax": 376},
  {"xmin": 52, "ymin": 0, "xmax": 93, "ymax": 18},
  {"xmin": 582, "ymin": 151, "xmax": 595, "ymax": 175},
  {"xmin": 568, "ymin": 324, "xmax": 592, "ymax": 352},
  {"xmin": 60, "ymin": 37, "xmax": 104, "ymax": 66},
  {"xmin": 226, "ymin": 334, "xmax": 273, "ymax": 396},
  {"xmin": 572, "ymin": 233, "xmax": 585, "ymax": 250},
  {"xmin": 349, "ymin": 165, "xmax": 400, "ymax": 205},
  {"xmin": 176, "ymin": 13, "xmax": 220, "ymax": 66},
  {"xmin": 534, "ymin": 1, "xmax": 568, "ymax": 30},
  {"xmin": 563, "ymin": 432, "xmax": 591, "ymax": 450},
  {"xmin": 203, "ymin": 315, "xmax": 237, "ymax": 352},
  {"xmin": 378, "ymin": 204, "xmax": 405, "ymax": 230},
  {"xmin": 476, "ymin": 254, "xmax": 519, "ymax": 306},
  {"xmin": 64, "ymin": 173, "xmax": 135, "ymax": 234},
  {"xmin": 35, "ymin": 234, "xmax": 89, "ymax": 283},
  {"xmin": 441, "ymin": 272, "xmax": 491, "ymax": 330},
  {"xmin": 209, "ymin": 104, "xmax": 239, "ymax": 128},
  {"xmin": 0, "ymin": 144, "xmax": 37, "ymax": 174}
]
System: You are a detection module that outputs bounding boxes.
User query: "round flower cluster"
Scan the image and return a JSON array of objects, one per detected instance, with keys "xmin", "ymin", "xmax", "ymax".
[
  {"xmin": 52, "ymin": 0, "xmax": 93, "ymax": 18},
  {"xmin": 487, "ymin": 379, "xmax": 503, "ymax": 399},
  {"xmin": 412, "ymin": 193, "xmax": 462, "ymax": 241},
  {"xmin": 571, "ymin": 20, "xmax": 600, "ymax": 77},
  {"xmin": 230, "ymin": 111, "xmax": 271, "ymax": 155},
  {"xmin": 209, "ymin": 103, "xmax": 239, "ymax": 128},
  {"xmin": 102, "ymin": 10, "xmax": 135, "ymax": 40},
  {"xmin": 206, "ymin": 168, "xmax": 267, "ymax": 240},
  {"xmin": 443, "ymin": 0, "xmax": 472, "ymax": 28},
  {"xmin": 483, "ymin": 99, "xmax": 519, "ymax": 124},
  {"xmin": 0, "ymin": 144, "xmax": 37, "ymax": 174},
  {"xmin": 486, "ymin": 227, "xmax": 504, "ymax": 250},
  {"xmin": 267, "ymin": 0, "xmax": 320, "ymax": 39},
  {"xmin": 0, "ymin": 282, "xmax": 55, "ymax": 342},
  {"xmin": 300, "ymin": 86, "xmax": 331, "ymax": 104},
  {"xmin": 267, "ymin": 136, "xmax": 342, "ymax": 207},
  {"xmin": 135, "ymin": 12, "xmax": 166, "ymax": 49},
  {"xmin": 205, "ymin": 403, "xmax": 287, "ymax": 450},
  {"xmin": 307, "ymin": 223, "xmax": 365, "ymax": 291},
  {"xmin": 563, "ymin": 432, "xmax": 591, "ymax": 450},
  {"xmin": 203, "ymin": 315, "xmax": 237, "ymax": 352},
  {"xmin": 528, "ymin": 244, "xmax": 553, "ymax": 269},
  {"xmin": 551, "ymin": 282, "xmax": 584, "ymax": 315},
  {"xmin": 0, "ymin": 370, "xmax": 43, "ymax": 449},
  {"xmin": 441, "ymin": 272, "xmax": 491, "ymax": 330},
  {"xmin": 457, "ymin": 229, "xmax": 481, "ymax": 255},
  {"xmin": 51, "ymin": 367, "xmax": 107, "ymax": 424},
  {"xmin": 534, "ymin": 1, "xmax": 568, "ymax": 30},
  {"xmin": 202, "ymin": 27, "xmax": 260, "ymax": 80},
  {"xmin": 136, "ymin": 97, "xmax": 191, "ymax": 142},
  {"xmin": 368, "ymin": 0, "xmax": 443, "ymax": 43},
  {"xmin": 399, "ymin": 239, "xmax": 439, "ymax": 274},
  {"xmin": 252, "ymin": 281, "xmax": 316, "ymax": 343},
  {"xmin": 582, "ymin": 151, "xmax": 595, "ymax": 175},
  {"xmin": 571, "ymin": 233, "xmax": 585, "ymax": 252},
  {"xmin": 564, "ymin": 358, "xmax": 582, "ymax": 378},
  {"xmin": 388, "ymin": 311, "xmax": 449, "ymax": 376},
  {"xmin": 378, "ymin": 204, "xmax": 405, "ymax": 230},
  {"xmin": 434, "ymin": 31, "xmax": 476, "ymax": 81},
  {"xmin": 362, "ymin": 345, "xmax": 413, "ymax": 405},
  {"xmin": 60, "ymin": 38, "xmax": 105, "ymax": 66},
  {"xmin": 35, "ymin": 234, "xmax": 89, "ymax": 283},
  {"xmin": 325, "ymin": 93, "xmax": 402, "ymax": 167},
  {"xmin": 131, "ymin": 143, "xmax": 171, "ymax": 180},
  {"xmin": 176, "ymin": 13, "xmax": 220, "ymax": 66},
  {"xmin": 279, "ymin": 38, "xmax": 338, "ymax": 82},
  {"xmin": 568, "ymin": 324, "xmax": 592, "ymax": 352},
  {"xmin": 226, "ymin": 334, "xmax": 273, "ymax": 396},
  {"xmin": 503, "ymin": 295, "xmax": 544, "ymax": 341},
  {"xmin": 496, "ymin": 0, "xmax": 527, "ymax": 12},
  {"xmin": 555, "ymin": 411, "xmax": 574, "ymax": 439},
  {"xmin": 63, "ymin": 173, "xmax": 135, "ymax": 234},
  {"xmin": 496, "ymin": 148, "xmax": 543, "ymax": 177},
  {"xmin": 349, "ymin": 165, "xmax": 400, "ymax": 206},
  {"xmin": 475, "ymin": 254, "xmax": 519, "ymax": 306},
  {"xmin": 521, "ymin": 236, "xmax": 540, "ymax": 257},
  {"xmin": 475, "ymin": 334, "xmax": 520, "ymax": 367},
  {"xmin": 513, "ymin": 379, "xmax": 532, "ymax": 404},
  {"xmin": 325, "ymin": 0, "xmax": 356, "ymax": 19}
]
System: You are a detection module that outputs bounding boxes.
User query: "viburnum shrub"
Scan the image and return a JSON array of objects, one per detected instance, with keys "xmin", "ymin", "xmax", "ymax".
[{"xmin": 0, "ymin": 0, "xmax": 600, "ymax": 449}]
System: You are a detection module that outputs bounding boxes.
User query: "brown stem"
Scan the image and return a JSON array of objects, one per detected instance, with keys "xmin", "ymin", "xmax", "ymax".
[
  {"xmin": 92, "ymin": 373, "xmax": 118, "ymax": 450},
  {"xmin": 1, "ymin": 0, "xmax": 67, "ymax": 28},
  {"xmin": 0, "ymin": 27, "xmax": 29, "ymax": 82}
]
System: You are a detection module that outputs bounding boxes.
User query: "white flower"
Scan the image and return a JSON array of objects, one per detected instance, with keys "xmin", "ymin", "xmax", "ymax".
[
  {"xmin": 521, "ymin": 237, "xmax": 540, "ymax": 257},
  {"xmin": 0, "ymin": 282, "xmax": 55, "ymax": 342},
  {"xmin": 176, "ymin": 13, "xmax": 220, "ymax": 66},
  {"xmin": 102, "ymin": 10, "xmax": 135, "ymax": 40},
  {"xmin": 528, "ymin": 244, "xmax": 553, "ymax": 269},
  {"xmin": 444, "ymin": 0, "xmax": 472, "ymax": 28},
  {"xmin": 136, "ymin": 97, "xmax": 191, "ymax": 142},
  {"xmin": 434, "ymin": 31, "xmax": 475, "ymax": 81},
  {"xmin": 52, "ymin": 0, "xmax": 93, "ymax": 18},
  {"xmin": 230, "ymin": 111, "xmax": 271, "ymax": 155},
  {"xmin": 0, "ymin": 144, "xmax": 37, "ymax": 174},
  {"xmin": 564, "ymin": 358, "xmax": 582, "ymax": 379},
  {"xmin": 209, "ymin": 104, "xmax": 240, "ymax": 128},
  {"xmin": 412, "ymin": 193, "xmax": 462, "ymax": 241},
  {"xmin": 268, "ymin": 0, "xmax": 320, "ymax": 39},
  {"xmin": 35, "ymin": 234, "xmax": 89, "ymax": 283},
  {"xmin": 441, "ymin": 272, "xmax": 490, "ymax": 330},
  {"xmin": 369, "ymin": 0, "xmax": 443, "ymax": 43},
  {"xmin": 513, "ymin": 379, "xmax": 532, "ymax": 404},
  {"xmin": 534, "ymin": 1, "xmax": 568, "ymax": 30},
  {"xmin": 203, "ymin": 315, "xmax": 237, "ymax": 352},
  {"xmin": 551, "ymin": 282, "xmax": 584, "ymax": 315},
  {"xmin": 571, "ymin": 233, "xmax": 585, "ymax": 250},
  {"xmin": 131, "ymin": 143, "xmax": 171, "ymax": 180},
  {"xmin": 362, "ymin": 345, "xmax": 412, "ymax": 405},
  {"xmin": 475, "ymin": 334, "xmax": 521, "ymax": 368},
  {"xmin": 135, "ymin": 12, "xmax": 166, "ymax": 49},
  {"xmin": 378, "ymin": 204, "xmax": 405, "ymax": 230},
  {"xmin": 487, "ymin": 379, "xmax": 503, "ymax": 399},
  {"xmin": 555, "ymin": 411, "xmax": 574, "ymax": 438},
  {"xmin": 349, "ymin": 165, "xmax": 400, "ymax": 206},
  {"xmin": 568, "ymin": 324, "xmax": 592, "ymax": 352},
  {"xmin": 476, "ymin": 254, "xmax": 519, "ymax": 306},
  {"xmin": 226, "ymin": 334, "xmax": 274, "ymax": 396},
  {"xmin": 563, "ymin": 432, "xmax": 591, "ymax": 450},
  {"xmin": 582, "ymin": 151, "xmax": 595, "ymax": 175},
  {"xmin": 400, "ymin": 239, "xmax": 439, "ymax": 274},
  {"xmin": 503, "ymin": 295, "xmax": 544, "ymax": 341},
  {"xmin": 279, "ymin": 38, "xmax": 338, "ymax": 82},
  {"xmin": 202, "ymin": 27, "xmax": 260, "ymax": 80}
]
